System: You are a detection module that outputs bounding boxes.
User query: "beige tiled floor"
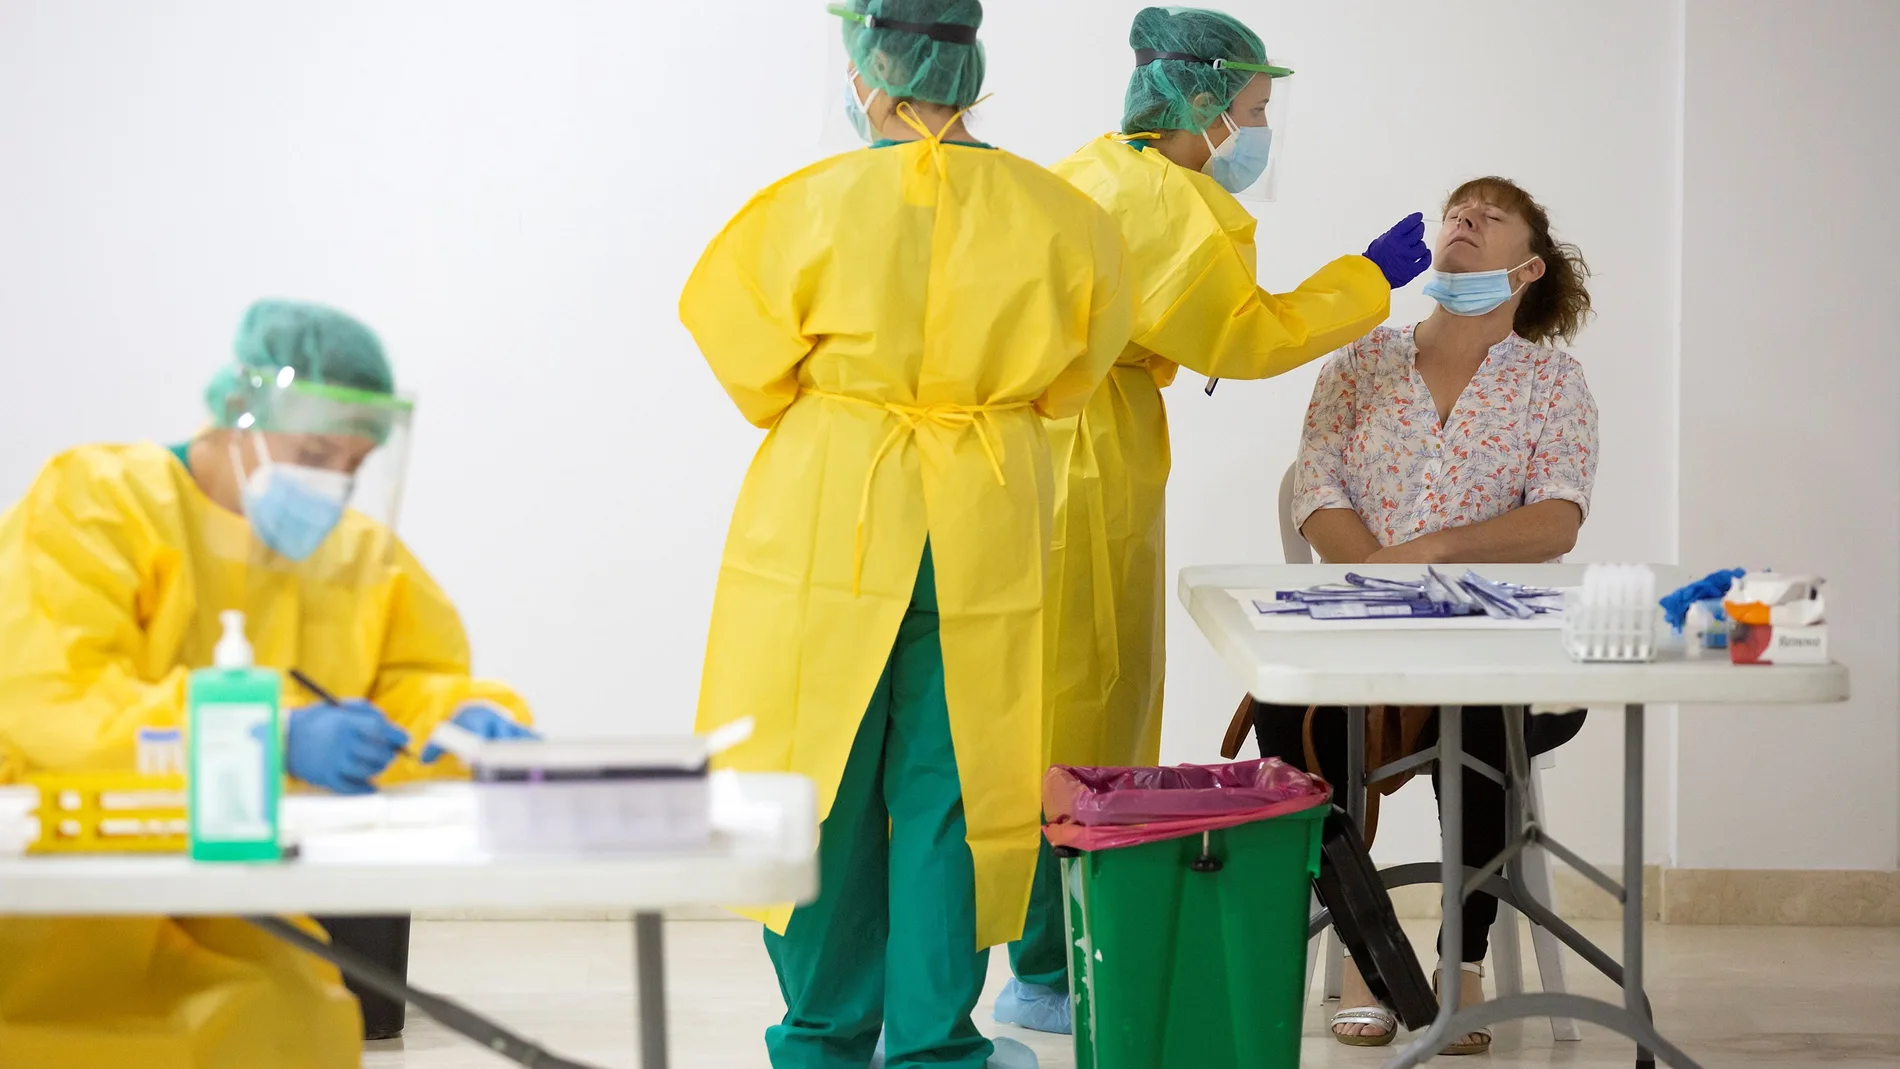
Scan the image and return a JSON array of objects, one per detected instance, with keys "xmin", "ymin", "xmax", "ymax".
[{"xmin": 363, "ymin": 919, "xmax": 1900, "ymax": 1068}]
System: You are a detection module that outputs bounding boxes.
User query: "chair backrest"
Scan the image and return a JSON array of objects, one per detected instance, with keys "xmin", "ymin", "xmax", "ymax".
[{"xmin": 1278, "ymin": 462, "xmax": 1313, "ymax": 564}]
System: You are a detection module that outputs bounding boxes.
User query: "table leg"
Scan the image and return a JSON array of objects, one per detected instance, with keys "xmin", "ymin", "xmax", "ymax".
[
  {"xmin": 1439, "ymin": 703, "xmax": 1464, "ymax": 1032},
  {"xmin": 1357, "ymin": 861, "xmax": 1641, "ymax": 999},
  {"xmin": 1346, "ymin": 704, "xmax": 1366, "ymax": 828},
  {"xmin": 1385, "ymin": 706, "xmax": 1466, "ymax": 1065},
  {"xmin": 246, "ymin": 916, "xmax": 595, "ymax": 1069},
  {"xmin": 1501, "ymin": 707, "xmax": 1580, "ymax": 1042},
  {"xmin": 1626, "ymin": 704, "xmax": 1656, "ymax": 1069},
  {"xmin": 635, "ymin": 911, "xmax": 669, "ymax": 1069},
  {"xmin": 1380, "ymin": 702, "xmax": 1701, "ymax": 1069},
  {"xmin": 1495, "ymin": 706, "xmax": 1529, "ymax": 998},
  {"xmin": 1324, "ymin": 705, "xmax": 1368, "ymax": 1002}
]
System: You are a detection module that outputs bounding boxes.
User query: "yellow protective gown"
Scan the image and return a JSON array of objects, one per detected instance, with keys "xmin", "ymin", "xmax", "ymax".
[
  {"xmin": 1042, "ymin": 135, "xmax": 1392, "ymax": 769},
  {"xmin": 0, "ymin": 441, "xmax": 530, "ymax": 1069},
  {"xmin": 684, "ymin": 137, "xmax": 1131, "ymax": 950}
]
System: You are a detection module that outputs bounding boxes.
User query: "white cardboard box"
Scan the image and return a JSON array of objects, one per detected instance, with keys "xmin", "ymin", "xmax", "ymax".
[{"xmin": 1730, "ymin": 623, "xmax": 1828, "ymax": 665}]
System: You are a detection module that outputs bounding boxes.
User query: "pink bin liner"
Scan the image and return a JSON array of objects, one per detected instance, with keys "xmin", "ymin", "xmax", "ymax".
[{"xmin": 1042, "ymin": 758, "xmax": 1331, "ymax": 852}]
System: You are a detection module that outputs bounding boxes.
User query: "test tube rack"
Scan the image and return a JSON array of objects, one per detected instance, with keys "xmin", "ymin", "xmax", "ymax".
[
  {"xmin": 1562, "ymin": 563, "xmax": 1659, "ymax": 663},
  {"xmin": 23, "ymin": 772, "xmax": 188, "ymax": 855}
]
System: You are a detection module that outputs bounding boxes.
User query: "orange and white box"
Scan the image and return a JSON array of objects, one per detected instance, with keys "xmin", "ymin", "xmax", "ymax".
[{"xmin": 1724, "ymin": 573, "xmax": 1827, "ymax": 665}]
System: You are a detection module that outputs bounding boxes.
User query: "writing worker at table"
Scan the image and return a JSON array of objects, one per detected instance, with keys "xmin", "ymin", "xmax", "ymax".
[{"xmin": 0, "ymin": 300, "xmax": 537, "ymax": 1068}]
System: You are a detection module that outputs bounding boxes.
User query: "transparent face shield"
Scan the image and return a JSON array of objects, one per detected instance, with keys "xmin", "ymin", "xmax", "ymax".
[
  {"xmin": 1202, "ymin": 61, "xmax": 1294, "ymax": 204},
  {"xmin": 1183, "ymin": 59, "xmax": 1293, "ymax": 397},
  {"xmin": 217, "ymin": 367, "xmax": 414, "ymax": 571},
  {"xmin": 818, "ymin": 18, "xmax": 866, "ymax": 152}
]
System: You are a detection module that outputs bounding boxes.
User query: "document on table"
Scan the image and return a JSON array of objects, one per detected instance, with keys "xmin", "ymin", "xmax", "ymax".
[{"xmin": 1225, "ymin": 589, "xmax": 1566, "ymax": 631}]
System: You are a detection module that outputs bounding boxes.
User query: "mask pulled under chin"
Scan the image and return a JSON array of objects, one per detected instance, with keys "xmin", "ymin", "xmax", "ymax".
[{"xmin": 1421, "ymin": 257, "xmax": 1539, "ymax": 317}]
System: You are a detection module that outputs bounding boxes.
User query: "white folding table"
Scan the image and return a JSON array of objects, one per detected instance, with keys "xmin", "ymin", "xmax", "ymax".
[
  {"xmin": 0, "ymin": 772, "xmax": 818, "ymax": 1069},
  {"xmin": 1180, "ymin": 563, "xmax": 1848, "ymax": 1069}
]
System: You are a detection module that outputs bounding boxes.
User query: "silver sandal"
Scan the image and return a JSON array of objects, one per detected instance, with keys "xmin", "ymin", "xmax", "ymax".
[
  {"xmin": 1433, "ymin": 961, "xmax": 1493, "ymax": 1056},
  {"xmin": 1330, "ymin": 1002, "xmax": 1398, "ymax": 1047}
]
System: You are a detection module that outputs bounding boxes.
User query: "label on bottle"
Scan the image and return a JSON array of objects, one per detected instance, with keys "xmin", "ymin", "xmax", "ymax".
[{"xmin": 192, "ymin": 702, "xmax": 272, "ymax": 841}]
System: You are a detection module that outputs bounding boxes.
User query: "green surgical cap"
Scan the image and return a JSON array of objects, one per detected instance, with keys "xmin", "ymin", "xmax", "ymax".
[
  {"xmin": 837, "ymin": 0, "xmax": 986, "ymax": 109},
  {"xmin": 1123, "ymin": 6, "xmax": 1269, "ymax": 134},
  {"xmin": 206, "ymin": 299, "xmax": 394, "ymax": 426}
]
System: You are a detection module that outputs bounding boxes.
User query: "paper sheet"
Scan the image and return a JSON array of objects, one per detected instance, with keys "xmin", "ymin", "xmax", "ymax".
[{"xmin": 1224, "ymin": 588, "xmax": 1565, "ymax": 631}]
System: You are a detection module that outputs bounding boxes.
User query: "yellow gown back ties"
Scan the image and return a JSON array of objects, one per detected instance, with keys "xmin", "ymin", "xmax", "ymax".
[
  {"xmin": 0, "ymin": 442, "xmax": 530, "ymax": 1069},
  {"xmin": 684, "ymin": 137, "xmax": 1131, "ymax": 950},
  {"xmin": 1043, "ymin": 134, "xmax": 1392, "ymax": 770}
]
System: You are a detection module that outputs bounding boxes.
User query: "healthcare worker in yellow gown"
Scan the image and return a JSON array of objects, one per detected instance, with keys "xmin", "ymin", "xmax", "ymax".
[
  {"xmin": 0, "ymin": 300, "xmax": 536, "ymax": 1069},
  {"xmin": 993, "ymin": 6, "xmax": 1436, "ymax": 1034},
  {"xmin": 683, "ymin": 3, "xmax": 1131, "ymax": 1066}
]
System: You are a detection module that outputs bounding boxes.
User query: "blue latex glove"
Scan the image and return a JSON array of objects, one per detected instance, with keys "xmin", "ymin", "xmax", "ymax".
[
  {"xmin": 420, "ymin": 703, "xmax": 539, "ymax": 764},
  {"xmin": 1660, "ymin": 567, "xmax": 1747, "ymax": 631},
  {"xmin": 285, "ymin": 700, "xmax": 410, "ymax": 795},
  {"xmin": 1364, "ymin": 211, "xmax": 1433, "ymax": 288}
]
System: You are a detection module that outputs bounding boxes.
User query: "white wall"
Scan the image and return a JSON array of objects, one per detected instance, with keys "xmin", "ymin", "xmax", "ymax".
[
  {"xmin": 0, "ymin": 0, "xmax": 828, "ymax": 735},
  {"xmin": 4, "ymin": 2, "xmax": 1850, "ymax": 873},
  {"xmin": 1673, "ymin": 0, "xmax": 1900, "ymax": 870}
]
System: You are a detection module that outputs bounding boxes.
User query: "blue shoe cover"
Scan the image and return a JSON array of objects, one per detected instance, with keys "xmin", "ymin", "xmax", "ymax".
[
  {"xmin": 987, "ymin": 1036, "xmax": 1038, "ymax": 1068},
  {"xmin": 992, "ymin": 978, "xmax": 1073, "ymax": 1035},
  {"xmin": 869, "ymin": 1031, "xmax": 1039, "ymax": 1068}
]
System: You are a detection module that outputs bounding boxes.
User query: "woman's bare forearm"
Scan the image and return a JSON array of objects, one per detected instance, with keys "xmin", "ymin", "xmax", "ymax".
[
  {"xmin": 1299, "ymin": 508, "xmax": 1384, "ymax": 564},
  {"xmin": 1301, "ymin": 500, "xmax": 1582, "ymax": 566},
  {"xmin": 1373, "ymin": 500, "xmax": 1584, "ymax": 564}
]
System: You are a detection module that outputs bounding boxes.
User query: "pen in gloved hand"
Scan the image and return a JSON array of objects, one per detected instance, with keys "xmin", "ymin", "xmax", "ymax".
[{"xmin": 288, "ymin": 668, "xmax": 418, "ymax": 759}]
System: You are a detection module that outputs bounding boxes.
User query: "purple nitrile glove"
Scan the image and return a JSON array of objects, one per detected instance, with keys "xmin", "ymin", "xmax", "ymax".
[{"xmin": 1364, "ymin": 211, "xmax": 1433, "ymax": 288}]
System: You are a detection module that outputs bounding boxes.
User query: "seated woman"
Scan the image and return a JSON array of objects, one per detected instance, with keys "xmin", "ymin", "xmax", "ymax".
[{"xmin": 1268, "ymin": 176, "xmax": 1598, "ymax": 1054}]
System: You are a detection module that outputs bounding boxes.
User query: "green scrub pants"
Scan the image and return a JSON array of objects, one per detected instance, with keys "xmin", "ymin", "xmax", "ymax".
[
  {"xmin": 1007, "ymin": 839, "xmax": 1069, "ymax": 992},
  {"xmin": 764, "ymin": 547, "xmax": 994, "ymax": 1069}
]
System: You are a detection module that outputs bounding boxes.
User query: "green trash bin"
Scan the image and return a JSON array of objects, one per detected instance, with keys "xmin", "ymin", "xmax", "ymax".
[{"xmin": 1060, "ymin": 804, "xmax": 1326, "ymax": 1069}]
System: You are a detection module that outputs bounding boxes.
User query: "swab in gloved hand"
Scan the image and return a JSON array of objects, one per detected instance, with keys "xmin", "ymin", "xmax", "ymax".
[{"xmin": 420, "ymin": 705, "xmax": 539, "ymax": 764}]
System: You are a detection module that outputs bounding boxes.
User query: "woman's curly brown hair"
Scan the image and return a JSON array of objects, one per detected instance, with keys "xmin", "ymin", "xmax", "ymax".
[{"xmin": 1443, "ymin": 177, "xmax": 1593, "ymax": 346}]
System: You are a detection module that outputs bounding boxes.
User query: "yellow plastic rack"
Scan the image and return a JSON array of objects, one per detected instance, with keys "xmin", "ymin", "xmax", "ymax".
[{"xmin": 24, "ymin": 771, "xmax": 189, "ymax": 855}]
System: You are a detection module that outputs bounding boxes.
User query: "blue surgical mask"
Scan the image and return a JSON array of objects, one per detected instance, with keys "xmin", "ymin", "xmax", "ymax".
[
  {"xmin": 1202, "ymin": 113, "xmax": 1273, "ymax": 194},
  {"xmin": 237, "ymin": 451, "xmax": 352, "ymax": 561},
  {"xmin": 844, "ymin": 72, "xmax": 881, "ymax": 145},
  {"xmin": 1422, "ymin": 257, "xmax": 1540, "ymax": 317}
]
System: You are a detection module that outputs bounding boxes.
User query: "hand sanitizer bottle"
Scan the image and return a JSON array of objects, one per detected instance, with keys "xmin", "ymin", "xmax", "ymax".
[{"xmin": 187, "ymin": 611, "xmax": 283, "ymax": 862}]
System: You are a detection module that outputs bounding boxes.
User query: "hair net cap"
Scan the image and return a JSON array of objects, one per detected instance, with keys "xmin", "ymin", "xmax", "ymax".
[
  {"xmin": 839, "ymin": 0, "xmax": 986, "ymax": 108},
  {"xmin": 206, "ymin": 299, "xmax": 394, "ymax": 426},
  {"xmin": 1123, "ymin": 6, "xmax": 1269, "ymax": 134}
]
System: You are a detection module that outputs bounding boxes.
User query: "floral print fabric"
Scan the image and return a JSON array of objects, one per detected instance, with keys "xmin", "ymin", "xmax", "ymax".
[{"xmin": 1293, "ymin": 324, "xmax": 1598, "ymax": 547}]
